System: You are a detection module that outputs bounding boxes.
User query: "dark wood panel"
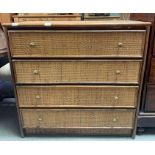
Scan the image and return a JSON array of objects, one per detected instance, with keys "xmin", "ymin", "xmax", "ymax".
[
  {"xmin": 149, "ymin": 58, "xmax": 155, "ymax": 82},
  {"xmin": 153, "ymin": 27, "xmax": 155, "ymax": 55},
  {"xmin": 24, "ymin": 128, "xmax": 132, "ymax": 136},
  {"xmin": 130, "ymin": 14, "xmax": 155, "ymax": 111},
  {"xmin": 138, "ymin": 115, "xmax": 155, "ymax": 127},
  {"xmin": 145, "ymin": 85, "xmax": 155, "ymax": 111},
  {"xmin": 137, "ymin": 127, "xmax": 155, "ymax": 134},
  {"xmin": 130, "ymin": 13, "xmax": 155, "ymax": 22},
  {"xmin": 130, "ymin": 14, "xmax": 155, "ymax": 131}
]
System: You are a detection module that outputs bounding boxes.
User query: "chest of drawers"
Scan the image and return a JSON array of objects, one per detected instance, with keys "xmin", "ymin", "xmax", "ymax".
[{"xmin": 3, "ymin": 20, "xmax": 150, "ymax": 137}]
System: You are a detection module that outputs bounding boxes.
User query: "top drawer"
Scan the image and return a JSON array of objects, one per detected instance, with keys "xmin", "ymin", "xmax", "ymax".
[{"xmin": 8, "ymin": 30, "xmax": 146, "ymax": 58}]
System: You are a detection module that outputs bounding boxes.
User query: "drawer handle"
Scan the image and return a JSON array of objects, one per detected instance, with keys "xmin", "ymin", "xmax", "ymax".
[
  {"xmin": 115, "ymin": 70, "xmax": 121, "ymax": 74},
  {"xmin": 112, "ymin": 118, "xmax": 117, "ymax": 122},
  {"xmin": 29, "ymin": 42, "xmax": 36, "ymax": 47},
  {"xmin": 35, "ymin": 95, "xmax": 41, "ymax": 99},
  {"xmin": 114, "ymin": 96, "xmax": 119, "ymax": 100},
  {"xmin": 33, "ymin": 70, "xmax": 39, "ymax": 74},
  {"xmin": 118, "ymin": 42, "xmax": 123, "ymax": 47},
  {"xmin": 38, "ymin": 118, "xmax": 42, "ymax": 121}
]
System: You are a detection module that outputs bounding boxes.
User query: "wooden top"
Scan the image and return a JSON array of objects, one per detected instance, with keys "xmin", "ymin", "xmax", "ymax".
[{"xmin": 3, "ymin": 20, "xmax": 151, "ymax": 28}]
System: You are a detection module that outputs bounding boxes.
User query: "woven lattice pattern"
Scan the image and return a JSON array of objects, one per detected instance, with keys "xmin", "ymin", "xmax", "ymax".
[
  {"xmin": 13, "ymin": 60, "xmax": 141, "ymax": 83},
  {"xmin": 9, "ymin": 31, "xmax": 145, "ymax": 58},
  {"xmin": 21, "ymin": 109, "xmax": 135, "ymax": 128},
  {"xmin": 17, "ymin": 86, "xmax": 138, "ymax": 107}
]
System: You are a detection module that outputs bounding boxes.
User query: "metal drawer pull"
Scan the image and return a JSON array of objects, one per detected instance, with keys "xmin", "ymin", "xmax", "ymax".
[
  {"xmin": 38, "ymin": 118, "xmax": 42, "ymax": 121},
  {"xmin": 29, "ymin": 42, "xmax": 36, "ymax": 47},
  {"xmin": 35, "ymin": 95, "xmax": 41, "ymax": 99},
  {"xmin": 114, "ymin": 96, "xmax": 119, "ymax": 100},
  {"xmin": 33, "ymin": 70, "xmax": 39, "ymax": 74},
  {"xmin": 112, "ymin": 118, "xmax": 117, "ymax": 122},
  {"xmin": 118, "ymin": 42, "xmax": 123, "ymax": 47},
  {"xmin": 115, "ymin": 70, "xmax": 121, "ymax": 74}
]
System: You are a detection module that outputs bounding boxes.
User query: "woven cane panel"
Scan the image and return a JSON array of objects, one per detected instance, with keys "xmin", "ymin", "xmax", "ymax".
[
  {"xmin": 17, "ymin": 86, "xmax": 138, "ymax": 108},
  {"xmin": 13, "ymin": 60, "xmax": 141, "ymax": 84},
  {"xmin": 21, "ymin": 109, "xmax": 135, "ymax": 128},
  {"xmin": 24, "ymin": 128, "xmax": 132, "ymax": 136},
  {"xmin": 9, "ymin": 31, "xmax": 145, "ymax": 58}
]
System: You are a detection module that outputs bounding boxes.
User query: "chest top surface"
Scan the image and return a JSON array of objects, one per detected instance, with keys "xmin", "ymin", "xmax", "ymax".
[{"xmin": 3, "ymin": 20, "xmax": 151, "ymax": 29}]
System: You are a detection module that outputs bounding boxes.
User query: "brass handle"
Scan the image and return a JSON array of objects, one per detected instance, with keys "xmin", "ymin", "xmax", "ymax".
[
  {"xmin": 115, "ymin": 70, "xmax": 121, "ymax": 74},
  {"xmin": 33, "ymin": 69, "xmax": 39, "ymax": 74},
  {"xmin": 35, "ymin": 95, "xmax": 41, "ymax": 99},
  {"xmin": 118, "ymin": 42, "xmax": 123, "ymax": 47},
  {"xmin": 112, "ymin": 118, "xmax": 117, "ymax": 122},
  {"xmin": 114, "ymin": 96, "xmax": 119, "ymax": 100},
  {"xmin": 38, "ymin": 118, "xmax": 42, "ymax": 121},
  {"xmin": 29, "ymin": 42, "xmax": 36, "ymax": 47}
]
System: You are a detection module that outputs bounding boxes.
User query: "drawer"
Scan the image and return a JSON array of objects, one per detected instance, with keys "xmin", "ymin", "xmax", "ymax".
[
  {"xmin": 149, "ymin": 58, "xmax": 155, "ymax": 82},
  {"xmin": 21, "ymin": 109, "xmax": 135, "ymax": 129},
  {"xmin": 9, "ymin": 30, "xmax": 146, "ymax": 58},
  {"xmin": 17, "ymin": 85, "xmax": 138, "ymax": 108},
  {"xmin": 13, "ymin": 60, "xmax": 142, "ymax": 84},
  {"xmin": 145, "ymin": 85, "xmax": 155, "ymax": 112}
]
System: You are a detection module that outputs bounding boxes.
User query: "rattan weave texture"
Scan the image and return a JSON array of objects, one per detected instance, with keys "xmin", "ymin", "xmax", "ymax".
[
  {"xmin": 9, "ymin": 31, "xmax": 145, "ymax": 58},
  {"xmin": 21, "ymin": 109, "xmax": 135, "ymax": 128},
  {"xmin": 13, "ymin": 60, "xmax": 141, "ymax": 84},
  {"xmin": 17, "ymin": 85, "xmax": 138, "ymax": 108}
]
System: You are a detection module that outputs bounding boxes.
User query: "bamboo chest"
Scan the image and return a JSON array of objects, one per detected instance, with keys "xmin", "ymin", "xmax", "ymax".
[{"xmin": 3, "ymin": 20, "xmax": 150, "ymax": 137}]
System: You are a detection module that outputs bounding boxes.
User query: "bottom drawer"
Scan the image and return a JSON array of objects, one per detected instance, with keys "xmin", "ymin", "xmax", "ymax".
[{"xmin": 21, "ymin": 109, "xmax": 135, "ymax": 135}]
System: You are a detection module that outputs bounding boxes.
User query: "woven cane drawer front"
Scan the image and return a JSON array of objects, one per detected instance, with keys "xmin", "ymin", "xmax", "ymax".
[
  {"xmin": 9, "ymin": 30, "xmax": 146, "ymax": 58},
  {"xmin": 21, "ymin": 109, "xmax": 135, "ymax": 128},
  {"xmin": 17, "ymin": 85, "xmax": 138, "ymax": 108},
  {"xmin": 13, "ymin": 60, "xmax": 142, "ymax": 84}
]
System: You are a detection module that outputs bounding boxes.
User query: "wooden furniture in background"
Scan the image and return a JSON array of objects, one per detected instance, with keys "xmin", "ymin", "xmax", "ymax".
[
  {"xmin": 0, "ymin": 13, "xmax": 15, "ymax": 56},
  {"xmin": 0, "ymin": 13, "xmax": 14, "ymax": 23},
  {"xmin": 13, "ymin": 13, "xmax": 81, "ymax": 22},
  {"xmin": 84, "ymin": 13, "xmax": 130, "ymax": 21},
  {"xmin": 84, "ymin": 13, "xmax": 120, "ymax": 20},
  {"xmin": 3, "ymin": 20, "xmax": 150, "ymax": 137},
  {"xmin": 130, "ymin": 14, "xmax": 155, "ymax": 133}
]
